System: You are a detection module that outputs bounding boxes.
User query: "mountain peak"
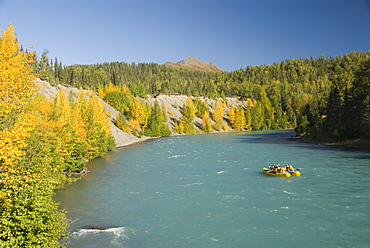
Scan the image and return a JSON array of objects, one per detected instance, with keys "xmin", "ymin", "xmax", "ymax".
[
  {"xmin": 162, "ymin": 56, "xmax": 223, "ymax": 72},
  {"xmin": 179, "ymin": 56, "xmax": 198, "ymax": 63}
]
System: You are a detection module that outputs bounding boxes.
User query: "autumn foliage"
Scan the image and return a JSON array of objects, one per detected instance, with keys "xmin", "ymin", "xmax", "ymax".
[
  {"xmin": 0, "ymin": 23, "xmax": 115, "ymax": 247},
  {"xmin": 101, "ymin": 83, "xmax": 170, "ymax": 137}
]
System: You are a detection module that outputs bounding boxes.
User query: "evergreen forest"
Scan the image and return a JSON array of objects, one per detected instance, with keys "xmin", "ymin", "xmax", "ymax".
[{"xmin": 42, "ymin": 49, "xmax": 370, "ymax": 142}]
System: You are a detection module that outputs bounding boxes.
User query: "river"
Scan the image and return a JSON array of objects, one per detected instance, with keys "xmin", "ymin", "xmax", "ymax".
[{"xmin": 55, "ymin": 130, "xmax": 370, "ymax": 247}]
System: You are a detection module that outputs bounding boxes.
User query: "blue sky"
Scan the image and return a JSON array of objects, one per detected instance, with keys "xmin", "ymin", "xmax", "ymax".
[{"xmin": 1, "ymin": 0, "xmax": 369, "ymax": 71}]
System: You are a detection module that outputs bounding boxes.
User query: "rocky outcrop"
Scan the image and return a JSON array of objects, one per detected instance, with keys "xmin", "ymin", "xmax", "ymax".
[{"xmin": 144, "ymin": 94, "xmax": 246, "ymax": 132}]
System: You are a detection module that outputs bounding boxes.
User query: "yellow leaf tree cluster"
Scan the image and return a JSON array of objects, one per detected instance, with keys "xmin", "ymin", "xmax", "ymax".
[
  {"xmin": 212, "ymin": 99, "xmax": 224, "ymax": 131},
  {"xmin": 228, "ymin": 104, "xmax": 236, "ymax": 126},
  {"xmin": 0, "ymin": 23, "xmax": 66, "ymax": 247},
  {"xmin": 180, "ymin": 97, "xmax": 197, "ymax": 134},
  {"xmin": 233, "ymin": 106, "xmax": 247, "ymax": 131},
  {"xmin": 0, "ymin": 22, "xmax": 36, "ymax": 195},
  {"xmin": 100, "ymin": 83, "xmax": 170, "ymax": 137},
  {"xmin": 202, "ymin": 111, "xmax": 213, "ymax": 133},
  {"xmin": 128, "ymin": 96, "xmax": 148, "ymax": 131},
  {"xmin": 0, "ymin": 23, "xmax": 35, "ymax": 118},
  {"xmin": 0, "ymin": 23, "xmax": 115, "ymax": 247},
  {"xmin": 0, "ymin": 22, "xmax": 36, "ymax": 170}
]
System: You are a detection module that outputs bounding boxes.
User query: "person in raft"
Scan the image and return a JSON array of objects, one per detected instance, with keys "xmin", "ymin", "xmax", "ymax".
[
  {"xmin": 270, "ymin": 163, "xmax": 280, "ymax": 169},
  {"xmin": 285, "ymin": 164, "xmax": 295, "ymax": 172},
  {"xmin": 277, "ymin": 166, "xmax": 286, "ymax": 173},
  {"xmin": 269, "ymin": 163, "xmax": 282, "ymax": 172}
]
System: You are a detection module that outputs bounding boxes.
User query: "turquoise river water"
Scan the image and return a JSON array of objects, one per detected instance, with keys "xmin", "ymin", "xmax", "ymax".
[{"xmin": 54, "ymin": 130, "xmax": 370, "ymax": 248}]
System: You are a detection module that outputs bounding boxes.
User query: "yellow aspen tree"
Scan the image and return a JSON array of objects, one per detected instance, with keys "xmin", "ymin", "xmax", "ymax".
[
  {"xmin": 183, "ymin": 97, "xmax": 197, "ymax": 120},
  {"xmin": 76, "ymin": 90, "xmax": 111, "ymax": 157},
  {"xmin": 54, "ymin": 89, "xmax": 71, "ymax": 124},
  {"xmin": 182, "ymin": 97, "xmax": 196, "ymax": 134},
  {"xmin": 52, "ymin": 90, "xmax": 73, "ymax": 164},
  {"xmin": 86, "ymin": 93, "xmax": 115, "ymax": 158},
  {"xmin": 0, "ymin": 23, "xmax": 36, "ymax": 117},
  {"xmin": 30, "ymin": 93, "xmax": 77, "ymax": 172},
  {"xmin": 213, "ymin": 99, "xmax": 224, "ymax": 131},
  {"xmin": 73, "ymin": 91, "xmax": 99, "ymax": 157},
  {"xmin": 128, "ymin": 97, "xmax": 147, "ymax": 130},
  {"xmin": 0, "ymin": 22, "xmax": 36, "ymax": 180},
  {"xmin": 233, "ymin": 106, "xmax": 246, "ymax": 131},
  {"xmin": 53, "ymin": 89, "xmax": 88, "ymax": 171},
  {"xmin": 105, "ymin": 82, "xmax": 120, "ymax": 95},
  {"xmin": 31, "ymin": 95, "xmax": 56, "ymax": 133},
  {"xmin": 202, "ymin": 111, "xmax": 213, "ymax": 133},
  {"xmin": 246, "ymin": 98, "xmax": 254, "ymax": 107},
  {"xmin": 89, "ymin": 94, "xmax": 111, "ymax": 137},
  {"xmin": 73, "ymin": 90, "xmax": 90, "ymax": 127},
  {"xmin": 70, "ymin": 96, "xmax": 88, "ymax": 144},
  {"xmin": 0, "ymin": 118, "xmax": 34, "ymax": 170},
  {"xmin": 228, "ymin": 104, "xmax": 236, "ymax": 126},
  {"xmin": 31, "ymin": 91, "xmax": 89, "ymax": 172},
  {"xmin": 128, "ymin": 119, "xmax": 141, "ymax": 132},
  {"xmin": 29, "ymin": 95, "xmax": 67, "ymax": 173}
]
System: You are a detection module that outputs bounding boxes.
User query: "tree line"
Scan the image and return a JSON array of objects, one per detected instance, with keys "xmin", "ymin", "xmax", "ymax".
[{"xmin": 41, "ymin": 49, "xmax": 370, "ymax": 141}]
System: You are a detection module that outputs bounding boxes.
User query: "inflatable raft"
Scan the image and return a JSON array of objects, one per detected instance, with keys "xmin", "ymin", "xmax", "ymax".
[{"xmin": 262, "ymin": 168, "xmax": 301, "ymax": 177}]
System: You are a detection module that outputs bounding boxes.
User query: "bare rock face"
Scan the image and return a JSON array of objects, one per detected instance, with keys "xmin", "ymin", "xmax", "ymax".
[
  {"xmin": 110, "ymin": 123, "xmax": 149, "ymax": 147},
  {"xmin": 162, "ymin": 56, "xmax": 224, "ymax": 72},
  {"xmin": 143, "ymin": 94, "xmax": 247, "ymax": 132}
]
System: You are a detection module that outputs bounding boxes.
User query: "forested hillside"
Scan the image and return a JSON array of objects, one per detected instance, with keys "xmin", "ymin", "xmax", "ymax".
[{"xmin": 41, "ymin": 50, "xmax": 370, "ymax": 142}]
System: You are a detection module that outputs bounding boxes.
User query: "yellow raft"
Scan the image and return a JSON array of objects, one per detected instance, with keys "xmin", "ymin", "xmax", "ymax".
[{"xmin": 262, "ymin": 168, "xmax": 301, "ymax": 177}]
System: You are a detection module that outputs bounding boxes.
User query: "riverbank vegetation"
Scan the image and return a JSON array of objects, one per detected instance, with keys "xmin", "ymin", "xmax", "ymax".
[{"xmin": 0, "ymin": 23, "xmax": 114, "ymax": 247}]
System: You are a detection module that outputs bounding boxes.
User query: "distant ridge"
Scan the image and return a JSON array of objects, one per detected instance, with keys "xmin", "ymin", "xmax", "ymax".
[{"xmin": 162, "ymin": 56, "xmax": 224, "ymax": 72}]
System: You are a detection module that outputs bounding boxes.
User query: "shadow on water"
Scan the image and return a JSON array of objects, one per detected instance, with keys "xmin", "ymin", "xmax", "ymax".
[
  {"xmin": 236, "ymin": 129, "xmax": 300, "ymax": 146},
  {"xmin": 236, "ymin": 130, "xmax": 370, "ymax": 159}
]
